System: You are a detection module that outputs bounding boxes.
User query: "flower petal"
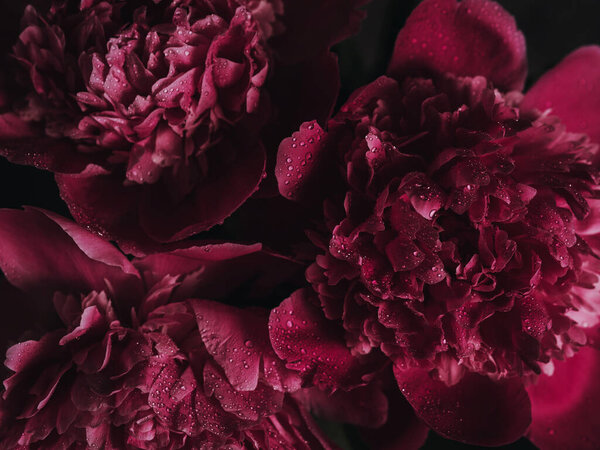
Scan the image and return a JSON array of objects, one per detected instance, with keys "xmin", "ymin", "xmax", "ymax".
[
  {"xmin": 275, "ymin": 120, "xmax": 331, "ymax": 202},
  {"xmin": 0, "ymin": 208, "xmax": 142, "ymax": 309},
  {"xmin": 527, "ymin": 347, "xmax": 600, "ymax": 450},
  {"xmin": 269, "ymin": 289, "xmax": 377, "ymax": 391},
  {"xmin": 394, "ymin": 366, "xmax": 531, "ymax": 446},
  {"xmin": 387, "ymin": 0, "xmax": 527, "ymax": 91},
  {"xmin": 189, "ymin": 299, "xmax": 271, "ymax": 391},
  {"xmin": 522, "ymin": 46, "xmax": 600, "ymax": 145}
]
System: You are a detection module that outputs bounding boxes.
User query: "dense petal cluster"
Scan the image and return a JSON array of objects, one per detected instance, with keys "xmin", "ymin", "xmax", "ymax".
[
  {"xmin": 0, "ymin": 0, "xmax": 366, "ymax": 247},
  {"xmin": 292, "ymin": 74, "xmax": 600, "ymax": 380},
  {"xmin": 275, "ymin": 0, "xmax": 600, "ymax": 446},
  {"xmin": 0, "ymin": 209, "xmax": 333, "ymax": 449}
]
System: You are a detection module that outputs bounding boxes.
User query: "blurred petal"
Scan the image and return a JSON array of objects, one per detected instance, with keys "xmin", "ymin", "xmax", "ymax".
[
  {"xmin": 387, "ymin": 0, "xmax": 527, "ymax": 91},
  {"xmin": 522, "ymin": 46, "xmax": 600, "ymax": 145},
  {"xmin": 394, "ymin": 366, "xmax": 531, "ymax": 446},
  {"xmin": 527, "ymin": 347, "xmax": 600, "ymax": 450}
]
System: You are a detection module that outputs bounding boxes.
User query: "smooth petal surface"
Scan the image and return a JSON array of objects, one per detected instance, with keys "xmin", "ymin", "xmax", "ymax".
[
  {"xmin": 522, "ymin": 46, "xmax": 600, "ymax": 144},
  {"xmin": 138, "ymin": 141, "xmax": 266, "ymax": 243},
  {"xmin": 527, "ymin": 347, "xmax": 600, "ymax": 450},
  {"xmin": 135, "ymin": 242, "xmax": 302, "ymax": 300},
  {"xmin": 387, "ymin": 0, "xmax": 527, "ymax": 91},
  {"xmin": 394, "ymin": 366, "xmax": 531, "ymax": 446},
  {"xmin": 0, "ymin": 113, "xmax": 90, "ymax": 173},
  {"xmin": 190, "ymin": 300, "xmax": 269, "ymax": 391},
  {"xmin": 275, "ymin": 120, "xmax": 330, "ymax": 202},
  {"xmin": 0, "ymin": 209, "xmax": 142, "ymax": 304}
]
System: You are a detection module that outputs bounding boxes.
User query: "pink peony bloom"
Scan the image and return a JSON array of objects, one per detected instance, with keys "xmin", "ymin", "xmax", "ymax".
[
  {"xmin": 275, "ymin": 0, "xmax": 600, "ymax": 447},
  {"xmin": 0, "ymin": 0, "xmax": 367, "ymax": 249},
  {"xmin": 0, "ymin": 208, "xmax": 375, "ymax": 449}
]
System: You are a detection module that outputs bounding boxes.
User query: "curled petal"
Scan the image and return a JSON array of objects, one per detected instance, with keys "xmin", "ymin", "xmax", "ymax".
[
  {"xmin": 275, "ymin": 121, "xmax": 330, "ymax": 202},
  {"xmin": 269, "ymin": 289, "xmax": 376, "ymax": 391},
  {"xmin": 522, "ymin": 46, "xmax": 600, "ymax": 145}
]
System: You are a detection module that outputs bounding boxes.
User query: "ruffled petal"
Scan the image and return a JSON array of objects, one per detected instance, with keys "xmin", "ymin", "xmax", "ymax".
[
  {"xmin": 387, "ymin": 0, "xmax": 527, "ymax": 91},
  {"xmin": 293, "ymin": 384, "xmax": 387, "ymax": 428},
  {"xmin": 527, "ymin": 347, "xmax": 600, "ymax": 450},
  {"xmin": 394, "ymin": 366, "xmax": 531, "ymax": 446},
  {"xmin": 0, "ymin": 113, "xmax": 90, "ymax": 173},
  {"xmin": 522, "ymin": 46, "xmax": 600, "ymax": 145}
]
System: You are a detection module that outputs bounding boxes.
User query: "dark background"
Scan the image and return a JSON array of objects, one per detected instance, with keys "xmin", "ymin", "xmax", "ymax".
[{"xmin": 1, "ymin": 1, "xmax": 600, "ymax": 448}]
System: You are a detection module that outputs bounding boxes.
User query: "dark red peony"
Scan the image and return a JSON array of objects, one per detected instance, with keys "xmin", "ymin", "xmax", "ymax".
[
  {"xmin": 275, "ymin": 0, "xmax": 600, "ymax": 447},
  {"xmin": 0, "ymin": 208, "xmax": 388, "ymax": 448},
  {"xmin": 0, "ymin": 0, "xmax": 367, "ymax": 249}
]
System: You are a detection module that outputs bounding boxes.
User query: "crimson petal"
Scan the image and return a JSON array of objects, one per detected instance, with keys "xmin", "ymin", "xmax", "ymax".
[
  {"xmin": 275, "ymin": 120, "xmax": 331, "ymax": 202},
  {"xmin": 394, "ymin": 366, "xmax": 531, "ymax": 446},
  {"xmin": 522, "ymin": 46, "xmax": 600, "ymax": 145},
  {"xmin": 527, "ymin": 347, "xmax": 600, "ymax": 450},
  {"xmin": 387, "ymin": 0, "xmax": 527, "ymax": 91}
]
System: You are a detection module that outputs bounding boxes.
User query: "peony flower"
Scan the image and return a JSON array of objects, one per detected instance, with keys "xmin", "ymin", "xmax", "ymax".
[
  {"xmin": 0, "ymin": 0, "xmax": 367, "ymax": 249},
  {"xmin": 0, "ymin": 207, "xmax": 384, "ymax": 449},
  {"xmin": 274, "ymin": 0, "xmax": 600, "ymax": 447}
]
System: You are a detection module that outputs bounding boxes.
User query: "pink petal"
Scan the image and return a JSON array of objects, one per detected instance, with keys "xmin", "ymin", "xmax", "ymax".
[
  {"xmin": 387, "ymin": 0, "xmax": 527, "ymax": 91},
  {"xmin": 134, "ymin": 243, "xmax": 301, "ymax": 301},
  {"xmin": 189, "ymin": 299, "xmax": 267, "ymax": 391},
  {"xmin": 527, "ymin": 347, "xmax": 600, "ymax": 449},
  {"xmin": 269, "ymin": 289, "xmax": 375, "ymax": 391},
  {"xmin": 522, "ymin": 46, "xmax": 600, "ymax": 145},
  {"xmin": 275, "ymin": 120, "xmax": 330, "ymax": 202},
  {"xmin": 394, "ymin": 366, "xmax": 531, "ymax": 446}
]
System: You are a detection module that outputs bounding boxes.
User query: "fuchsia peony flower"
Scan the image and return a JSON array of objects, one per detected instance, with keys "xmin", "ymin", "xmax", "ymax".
[
  {"xmin": 0, "ymin": 208, "xmax": 391, "ymax": 449},
  {"xmin": 275, "ymin": 0, "xmax": 600, "ymax": 447},
  {"xmin": 0, "ymin": 0, "xmax": 367, "ymax": 249}
]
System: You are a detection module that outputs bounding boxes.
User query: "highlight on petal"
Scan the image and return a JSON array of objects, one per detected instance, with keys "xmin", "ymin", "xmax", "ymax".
[
  {"xmin": 275, "ymin": 120, "xmax": 331, "ymax": 202},
  {"xmin": 0, "ymin": 208, "xmax": 142, "ymax": 303},
  {"xmin": 522, "ymin": 46, "xmax": 600, "ymax": 145},
  {"xmin": 527, "ymin": 347, "xmax": 600, "ymax": 450},
  {"xmin": 394, "ymin": 366, "xmax": 531, "ymax": 446},
  {"xmin": 387, "ymin": 0, "xmax": 527, "ymax": 91}
]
